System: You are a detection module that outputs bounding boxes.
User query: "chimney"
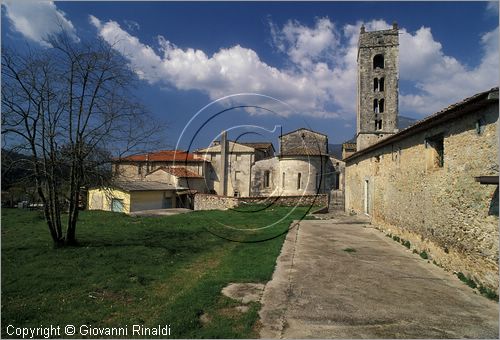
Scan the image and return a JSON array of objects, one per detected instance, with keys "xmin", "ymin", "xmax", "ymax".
[{"xmin": 220, "ymin": 130, "xmax": 228, "ymax": 196}]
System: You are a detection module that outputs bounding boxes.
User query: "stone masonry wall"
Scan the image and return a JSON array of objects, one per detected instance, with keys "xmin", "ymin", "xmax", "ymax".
[
  {"xmin": 239, "ymin": 194, "xmax": 328, "ymax": 208},
  {"xmin": 194, "ymin": 193, "xmax": 328, "ymax": 211},
  {"xmin": 345, "ymin": 102, "xmax": 499, "ymax": 291},
  {"xmin": 194, "ymin": 194, "xmax": 239, "ymax": 211}
]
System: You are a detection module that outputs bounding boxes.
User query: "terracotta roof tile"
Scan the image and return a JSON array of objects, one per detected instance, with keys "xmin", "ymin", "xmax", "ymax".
[
  {"xmin": 118, "ymin": 150, "xmax": 205, "ymax": 162},
  {"xmin": 151, "ymin": 167, "xmax": 203, "ymax": 178}
]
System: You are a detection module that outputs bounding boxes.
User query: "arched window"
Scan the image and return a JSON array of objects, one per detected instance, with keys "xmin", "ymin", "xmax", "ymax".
[
  {"xmin": 373, "ymin": 78, "xmax": 379, "ymax": 92},
  {"xmin": 379, "ymin": 77, "xmax": 385, "ymax": 91},
  {"xmin": 373, "ymin": 54, "xmax": 384, "ymax": 69},
  {"xmin": 297, "ymin": 173, "xmax": 302, "ymax": 189},
  {"xmin": 379, "ymin": 99, "xmax": 385, "ymax": 113},
  {"xmin": 373, "ymin": 99, "xmax": 379, "ymax": 113},
  {"xmin": 264, "ymin": 170, "xmax": 270, "ymax": 188},
  {"xmin": 375, "ymin": 119, "xmax": 383, "ymax": 130}
]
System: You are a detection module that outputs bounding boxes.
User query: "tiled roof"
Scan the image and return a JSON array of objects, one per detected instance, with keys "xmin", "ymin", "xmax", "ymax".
[
  {"xmin": 280, "ymin": 146, "xmax": 327, "ymax": 156},
  {"xmin": 118, "ymin": 150, "xmax": 205, "ymax": 162},
  {"xmin": 151, "ymin": 167, "xmax": 203, "ymax": 178},
  {"xmin": 342, "ymin": 143, "xmax": 357, "ymax": 149},
  {"xmin": 345, "ymin": 87, "xmax": 499, "ymax": 161},
  {"xmin": 239, "ymin": 142, "xmax": 275, "ymax": 151},
  {"xmin": 113, "ymin": 181, "xmax": 182, "ymax": 191},
  {"xmin": 280, "ymin": 128, "xmax": 328, "ymax": 138}
]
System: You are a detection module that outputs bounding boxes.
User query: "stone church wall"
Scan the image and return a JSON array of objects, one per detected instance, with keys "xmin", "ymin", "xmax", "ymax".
[{"xmin": 345, "ymin": 101, "xmax": 499, "ymax": 291}]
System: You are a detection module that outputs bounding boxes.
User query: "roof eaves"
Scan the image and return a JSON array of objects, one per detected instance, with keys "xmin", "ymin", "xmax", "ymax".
[{"xmin": 345, "ymin": 87, "xmax": 498, "ymax": 162}]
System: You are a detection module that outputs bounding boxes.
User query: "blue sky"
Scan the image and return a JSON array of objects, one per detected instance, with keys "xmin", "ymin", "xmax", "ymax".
[{"xmin": 2, "ymin": 1, "xmax": 499, "ymax": 151}]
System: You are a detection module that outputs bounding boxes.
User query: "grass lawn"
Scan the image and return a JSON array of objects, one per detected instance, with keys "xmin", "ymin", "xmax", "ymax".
[{"xmin": 1, "ymin": 206, "xmax": 309, "ymax": 338}]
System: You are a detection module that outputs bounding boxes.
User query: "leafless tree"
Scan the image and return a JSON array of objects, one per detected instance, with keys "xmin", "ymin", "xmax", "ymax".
[{"xmin": 2, "ymin": 35, "xmax": 163, "ymax": 246}]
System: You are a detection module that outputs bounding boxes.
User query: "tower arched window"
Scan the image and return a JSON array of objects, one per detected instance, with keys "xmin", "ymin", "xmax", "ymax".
[
  {"xmin": 373, "ymin": 99, "xmax": 379, "ymax": 113},
  {"xmin": 373, "ymin": 54, "xmax": 384, "ymax": 69},
  {"xmin": 379, "ymin": 99, "xmax": 385, "ymax": 113},
  {"xmin": 373, "ymin": 78, "xmax": 379, "ymax": 92},
  {"xmin": 379, "ymin": 77, "xmax": 385, "ymax": 91}
]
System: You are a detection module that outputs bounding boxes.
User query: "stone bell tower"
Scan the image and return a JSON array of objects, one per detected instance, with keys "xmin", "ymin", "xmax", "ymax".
[{"xmin": 356, "ymin": 22, "xmax": 399, "ymax": 151}]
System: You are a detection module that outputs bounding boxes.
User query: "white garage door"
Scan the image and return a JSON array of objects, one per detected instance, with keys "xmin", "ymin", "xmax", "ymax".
[{"xmin": 130, "ymin": 191, "xmax": 169, "ymax": 212}]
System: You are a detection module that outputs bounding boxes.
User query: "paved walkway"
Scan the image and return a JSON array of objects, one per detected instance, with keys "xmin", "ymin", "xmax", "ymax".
[{"xmin": 259, "ymin": 215, "xmax": 499, "ymax": 338}]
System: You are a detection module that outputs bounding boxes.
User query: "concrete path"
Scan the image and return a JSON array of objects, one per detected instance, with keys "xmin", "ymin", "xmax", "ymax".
[{"xmin": 259, "ymin": 215, "xmax": 499, "ymax": 338}]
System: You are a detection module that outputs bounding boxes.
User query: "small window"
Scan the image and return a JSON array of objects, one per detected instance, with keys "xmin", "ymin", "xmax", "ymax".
[
  {"xmin": 264, "ymin": 170, "xmax": 270, "ymax": 188},
  {"xmin": 373, "ymin": 54, "xmax": 384, "ymax": 69},
  {"xmin": 315, "ymin": 172, "xmax": 321, "ymax": 190},
  {"xmin": 373, "ymin": 78, "xmax": 379, "ymax": 92},
  {"xmin": 138, "ymin": 164, "xmax": 143, "ymax": 175},
  {"xmin": 234, "ymin": 190, "xmax": 239, "ymax": 197},
  {"xmin": 379, "ymin": 77, "xmax": 385, "ymax": 91},
  {"xmin": 282, "ymin": 172, "xmax": 286, "ymax": 188},
  {"xmin": 375, "ymin": 119, "xmax": 383, "ymax": 130},
  {"xmin": 297, "ymin": 173, "xmax": 302, "ymax": 190},
  {"xmin": 476, "ymin": 118, "xmax": 485, "ymax": 135},
  {"xmin": 379, "ymin": 99, "xmax": 384, "ymax": 113},
  {"xmin": 373, "ymin": 99, "xmax": 379, "ymax": 113},
  {"xmin": 425, "ymin": 135, "xmax": 444, "ymax": 168},
  {"xmin": 235, "ymin": 170, "xmax": 241, "ymax": 181}
]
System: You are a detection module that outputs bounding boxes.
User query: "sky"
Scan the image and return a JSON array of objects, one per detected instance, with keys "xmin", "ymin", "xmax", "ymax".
[{"xmin": 2, "ymin": 1, "xmax": 499, "ymax": 151}]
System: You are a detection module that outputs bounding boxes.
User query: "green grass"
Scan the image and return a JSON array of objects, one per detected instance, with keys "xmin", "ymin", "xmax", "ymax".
[
  {"xmin": 2, "ymin": 206, "xmax": 309, "ymax": 338},
  {"xmin": 419, "ymin": 251, "xmax": 429, "ymax": 260},
  {"xmin": 343, "ymin": 248, "xmax": 356, "ymax": 253}
]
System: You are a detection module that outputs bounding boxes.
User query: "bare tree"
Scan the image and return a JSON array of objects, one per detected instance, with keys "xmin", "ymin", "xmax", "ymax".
[{"xmin": 2, "ymin": 35, "xmax": 163, "ymax": 246}]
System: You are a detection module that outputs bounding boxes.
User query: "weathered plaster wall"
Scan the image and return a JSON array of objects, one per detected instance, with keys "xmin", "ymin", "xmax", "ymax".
[
  {"xmin": 114, "ymin": 161, "xmax": 204, "ymax": 181},
  {"xmin": 88, "ymin": 188, "xmax": 131, "ymax": 213},
  {"xmin": 279, "ymin": 156, "xmax": 334, "ymax": 196},
  {"xmin": 345, "ymin": 102, "xmax": 499, "ymax": 290},
  {"xmin": 251, "ymin": 157, "xmax": 281, "ymax": 196}
]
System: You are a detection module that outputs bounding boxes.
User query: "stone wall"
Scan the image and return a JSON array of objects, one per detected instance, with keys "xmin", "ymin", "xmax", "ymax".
[
  {"xmin": 356, "ymin": 25, "xmax": 399, "ymax": 150},
  {"xmin": 194, "ymin": 193, "xmax": 328, "ymax": 211},
  {"xmin": 194, "ymin": 194, "xmax": 239, "ymax": 211},
  {"xmin": 239, "ymin": 194, "xmax": 328, "ymax": 208},
  {"xmin": 345, "ymin": 100, "xmax": 499, "ymax": 291},
  {"xmin": 280, "ymin": 129, "xmax": 328, "ymax": 155}
]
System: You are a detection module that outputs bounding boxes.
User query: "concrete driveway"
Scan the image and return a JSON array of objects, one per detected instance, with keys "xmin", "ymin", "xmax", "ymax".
[{"xmin": 259, "ymin": 215, "xmax": 499, "ymax": 338}]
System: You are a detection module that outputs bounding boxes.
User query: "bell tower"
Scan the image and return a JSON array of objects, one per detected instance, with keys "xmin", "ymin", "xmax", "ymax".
[{"xmin": 356, "ymin": 23, "xmax": 399, "ymax": 151}]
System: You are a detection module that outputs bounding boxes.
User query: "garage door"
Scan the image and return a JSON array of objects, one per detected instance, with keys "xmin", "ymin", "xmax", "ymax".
[{"xmin": 130, "ymin": 192, "xmax": 166, "ymax": 212}]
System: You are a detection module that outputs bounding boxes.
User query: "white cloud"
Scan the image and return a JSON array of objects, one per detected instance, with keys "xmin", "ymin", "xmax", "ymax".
[
  {"xmin": 90, "ymin": 14, "xmax": 498, "ymax": 119},
  {"xmin": 486, "ymin": 1, "xmax": 499, "ymax": 15},
  {"xmin": 399, "ymin": 26, "xmax": 499, "ymax": 114},
  {"xmin": 2, "ymin": 0, "xmax": 79, "ymax": 47},
  {"xmin": 270, "ymin": 18, "xmax": 339, "ymax": 69}
]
